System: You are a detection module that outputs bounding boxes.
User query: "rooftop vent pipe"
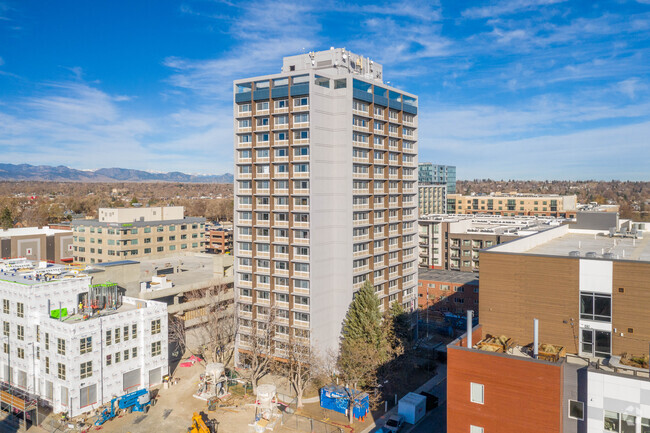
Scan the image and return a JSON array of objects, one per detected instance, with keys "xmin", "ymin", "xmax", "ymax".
[
  {"xmin": 533, "ymin": 318, "xmax": 539, "ymax": 359},
  {"xmin": 467, "ymin": 310, "xmax": 474, "ymax": 348}
]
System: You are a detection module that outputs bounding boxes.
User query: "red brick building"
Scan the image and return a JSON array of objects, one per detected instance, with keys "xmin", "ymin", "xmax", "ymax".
[
  {"xmin": 418, "ymin": 269, "xmax": 478, "ymax": 314},
  {"xmin": 447, "ymin": 325, "xmax": 565, "ymax": 433},
  {"xmin": 205, "ymin": 225, "xmax": 233, "ymax": 254}
]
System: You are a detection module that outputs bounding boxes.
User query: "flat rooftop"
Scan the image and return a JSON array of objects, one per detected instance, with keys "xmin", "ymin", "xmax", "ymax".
[
  {"xmin": 60, "ymin": 301, "xmax": 138, "ymax": 323},
  {"xmin": 418, "ymin": 269, "xmax": 479, "ymax": 285},
  {"xmin": 95, "ymin": 260, "xmax": 140, "ymax": 268},
  {"xmin": 0, "ymin": 226, "xmax": 71, "ymax": 237},
  {"xmin": 0, "ymin": 272, "xmax": 80, "ymax": 286},
  {"xmin": 489, "ymin": 224, "xmax": 650, "ymax": 262},
  {"xmin": 140, "ymin": 255, "xmax": 216, "ymax": 286},
  {"xmin": 420, "ymin": 214, "xmax": 565, "ymax": 235},
  {"xmin": 527, "ymin": 232, "xmax": 650, "ymax": 262}
]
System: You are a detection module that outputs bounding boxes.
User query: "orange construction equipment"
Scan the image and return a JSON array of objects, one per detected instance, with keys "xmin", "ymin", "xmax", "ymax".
[{"xmin": 188, "ymin": 412, "xmax": 217, "ymax": 433}]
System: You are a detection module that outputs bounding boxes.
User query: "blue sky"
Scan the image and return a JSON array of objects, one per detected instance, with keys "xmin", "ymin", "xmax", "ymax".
[{"xmin": 0, "ymin": 0, "xmax": 649, "ymax": 180}]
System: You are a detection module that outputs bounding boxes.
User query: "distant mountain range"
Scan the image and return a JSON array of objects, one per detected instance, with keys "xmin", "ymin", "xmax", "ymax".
[{"xmin": 0, "ymin": 164, "xmax": 234, "ymax": 183}]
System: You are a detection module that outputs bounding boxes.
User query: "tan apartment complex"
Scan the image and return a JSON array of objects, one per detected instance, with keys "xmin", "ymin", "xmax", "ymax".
[
  {"xmin": 418, "ymin": 184, "xmax": 447, "ymax": 215},
  {"xmin": 71, "ymin": 206, "xmax": 205, "ymax": 263},
  {"xmin": 448, "ymin": 192, "xmax": 577, "ymax": 218}
]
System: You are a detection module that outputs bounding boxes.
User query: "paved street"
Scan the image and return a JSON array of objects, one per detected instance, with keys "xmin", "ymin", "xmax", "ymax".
[
  {"xmin": 366, "ymin": 374, "xmax": 447, "ymax": 433},
  {"xmin": 407, "ymin": 379, "xmax": 446, "ymax": 433},
  {"xmin": 408, "ymin": 402, "xmax": 446, "ymax": 433}
]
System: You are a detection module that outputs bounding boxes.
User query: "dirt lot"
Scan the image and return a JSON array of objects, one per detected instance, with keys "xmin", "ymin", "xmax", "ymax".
[
  {"xmin": 78, "ymin": 362, "xmax": 260, "ymax": 433},
  {"xmin": 32, "ymin": 354, "xmax": 438, "ymax": 433}
]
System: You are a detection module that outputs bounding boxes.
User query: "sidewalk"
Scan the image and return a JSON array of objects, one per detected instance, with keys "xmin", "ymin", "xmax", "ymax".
[{"xmin": 360, "ymin": 365, "xmax": 446, "ymax": 433}]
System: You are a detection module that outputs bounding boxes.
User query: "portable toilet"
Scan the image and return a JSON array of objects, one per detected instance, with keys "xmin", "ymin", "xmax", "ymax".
[{"xmin": 398, "ymin": 392, "xmax": 427, "ymax": 424}]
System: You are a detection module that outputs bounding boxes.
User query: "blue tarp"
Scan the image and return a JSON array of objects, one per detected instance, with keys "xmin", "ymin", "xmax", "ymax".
[{"xmin": 320, "ymin": 385, "xmax": 369, "ymax": 419}]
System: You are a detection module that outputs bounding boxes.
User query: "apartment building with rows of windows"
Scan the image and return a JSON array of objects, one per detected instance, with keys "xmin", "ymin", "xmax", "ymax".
[
  {"xmin": 71, "ymin": 206, "xmax": 205, "ymax": 264},
  {"xmin": 233, "ymin": 48, "xmax": 419, "ymax": 357},
  {"xmin": 418, "ymin": 184, "xmax": 447, "ymax": 215},
  {"xmin": 417, "ymin": 268, "xmax": 479, "ymax": 313},
  {"xmin": 447, "ymin": 192, "xmax": 577, "ymax": 218},
  {"xmin": 205, "ymin": 223, "xmax": 233, "ymax": 254},
  {"xmin": 418, "ymin": 163, "xmax": 456, "ymax": 194},
  {"xmin": 0, "ymin": 258, "xmax": 168, "ymax": 418},
  {"xmin": 418, "ymin": 214, "xmax": 563, "ymax": 271}
]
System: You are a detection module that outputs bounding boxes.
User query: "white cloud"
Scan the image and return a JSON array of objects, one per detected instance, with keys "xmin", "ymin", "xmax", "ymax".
[
  {"xmin": 616, "ymin": 78, "xmax": 647, "ymax": 99},
  {"xmin": 166, "ymin": 0, "xmax": 323, "ymax": 98},
  {"xmin": 463, "ymin": 0, "xmax": 567, "ymax": 19},
  {"xmin": 421, "ymin": 121, "xmax": 650, "ymax": 180}
]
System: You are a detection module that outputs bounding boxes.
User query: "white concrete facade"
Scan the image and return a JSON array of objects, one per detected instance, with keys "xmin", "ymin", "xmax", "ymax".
[
  {"xmin": 233, "ymin": 48, "xmax": 418, "ymax": 357},
  {"xmin": 587, "ymin": 370, "xmax": 650, "ymax": 433},
  {"xmin": 0, "ymin": 267, "xmax": 167, "ymax": 417}
]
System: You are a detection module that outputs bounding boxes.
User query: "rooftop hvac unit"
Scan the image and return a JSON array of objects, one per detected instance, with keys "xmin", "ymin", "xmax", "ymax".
[
  {"xmin": 585, "ymin": 252, "xmax": 598, "ymax": 258},
  {"xmin": 569, "ymin": 251, "xmax": 581, "ymax": 257},
  {"xmin": 603, "ymin": 253, "xmax": 615, "ymax": 259}
]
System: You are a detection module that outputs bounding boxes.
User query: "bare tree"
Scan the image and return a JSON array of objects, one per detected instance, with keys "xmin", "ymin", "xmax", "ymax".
[
  {"xmin": 168, "ymin": 315, "xmax": 187, "ymax": 359},
  {"xmin": 184, "ymin": 283, "xmax": 237, "ymax": 366},
  {"xmin": 238, "ymin": 306, "xmax": 275, "ymax": 394},
  {"xmin": 275, "ymin": 332, "xmax": 321, "ymax": 408}
]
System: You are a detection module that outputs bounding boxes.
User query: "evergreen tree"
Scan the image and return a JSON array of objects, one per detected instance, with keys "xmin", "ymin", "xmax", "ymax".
[
  {"xmin": 341, "ymin": 280, "xmax": 383, "ymax": 349},
  {"xmin": 0, "ymin": 207, "xmax": 13, "ymax": 230},
  {"xmin": 389, "ymin": 301, "xmax": 411, "ymax": 347},
  {"xmin": 338, "ymin": 280, "xmax": 393, "ymax": 389}
]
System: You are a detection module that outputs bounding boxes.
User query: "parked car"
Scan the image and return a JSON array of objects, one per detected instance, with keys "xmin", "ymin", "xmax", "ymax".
[{"xmin": 384, "ymin": 414, "xmax": 406, "ymax": 432}]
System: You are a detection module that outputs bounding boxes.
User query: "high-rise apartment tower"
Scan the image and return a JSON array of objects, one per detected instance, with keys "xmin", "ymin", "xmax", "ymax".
[
  {"xmin": 233, "ymin": 48, "xmax": 419, "ymax": 356},
  {"xmin": 418, "ymin": 163, "xmax": 456, "ymax": 194}
]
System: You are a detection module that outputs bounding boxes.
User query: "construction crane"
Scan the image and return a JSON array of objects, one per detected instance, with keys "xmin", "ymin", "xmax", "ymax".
[{"xmin": 188, "ymin": 412, "xmax": 217, "ymax": 433}]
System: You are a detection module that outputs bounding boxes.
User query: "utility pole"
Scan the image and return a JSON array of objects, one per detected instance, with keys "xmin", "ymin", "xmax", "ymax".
[{"xmin": 426, "ymin": 285, "xmax": 429, "ymax": 338}]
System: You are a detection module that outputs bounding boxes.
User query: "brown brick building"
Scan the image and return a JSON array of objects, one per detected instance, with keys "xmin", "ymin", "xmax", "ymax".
[
  {"xmin": 417, "ymin": 268, "xmax": 478, "ymax": 314},
  {"xmin": 447, "ymin": 217, "xmax": 650, "ymax": 433},
  {"xmin": 448, "ymin": 326, "xmax": 565, "ymax": 433}
]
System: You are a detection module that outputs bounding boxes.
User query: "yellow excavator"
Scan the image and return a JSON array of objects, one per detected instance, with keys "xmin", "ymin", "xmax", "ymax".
[{"xmin": 188, "ymin": 412, "xmax": 218, "ymax": 433}]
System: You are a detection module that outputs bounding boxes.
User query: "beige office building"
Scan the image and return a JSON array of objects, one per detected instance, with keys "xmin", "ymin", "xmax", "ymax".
[{"xmin": 71, "ymin": 206, "xmax": 205, "ymax": 263}]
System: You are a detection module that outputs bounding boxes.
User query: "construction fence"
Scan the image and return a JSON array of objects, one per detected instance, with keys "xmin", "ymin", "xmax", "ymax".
[{"xmin": 279, "ymin": 396, "xmax": 343, "ymax": 433}]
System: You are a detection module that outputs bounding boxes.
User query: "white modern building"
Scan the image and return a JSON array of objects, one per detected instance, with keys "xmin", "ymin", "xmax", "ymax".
[
  {"xmin": 0, "ymin": 259, "xmax": 168, "ymax": 418},
  {"xmin": 233, "ymin": 48, "xmax": 419, "ymax": 357}
]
